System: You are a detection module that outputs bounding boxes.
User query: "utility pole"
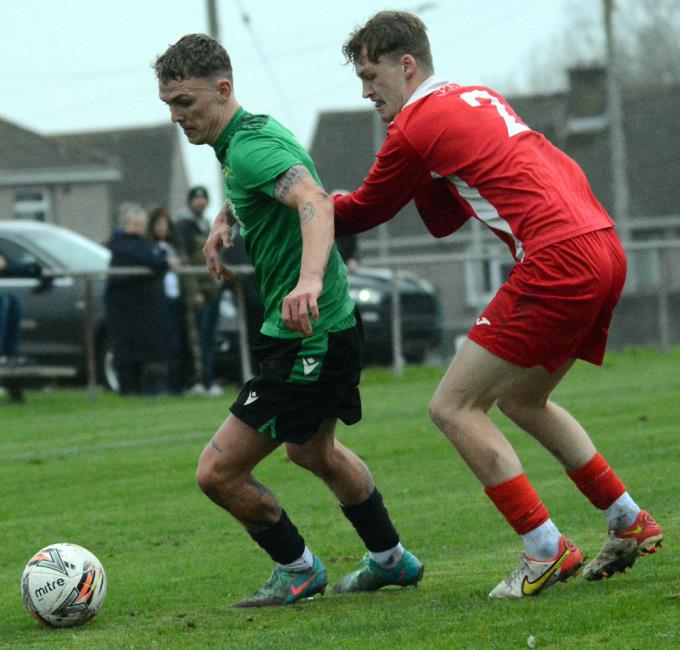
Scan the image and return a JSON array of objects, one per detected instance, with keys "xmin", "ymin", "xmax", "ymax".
[
  {"xmin": 604, "ymin": 0, "xmax": 631, "ymax": 242},
  {"xmin": 206, "ymin": 0, "xmax": 220, "ymax": 41},
  {"xmin": 372, "ymin": 111, "xmax": 390, "ymax": 260},
  {"xmin": 204, "ymin": 0, "xmax": 224, "ymax": 215}
]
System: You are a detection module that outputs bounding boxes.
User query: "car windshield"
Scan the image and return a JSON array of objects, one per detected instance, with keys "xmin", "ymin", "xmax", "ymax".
[{"xmin": 20, "ymin": 228, "xmax": 111, "ymax": 271}]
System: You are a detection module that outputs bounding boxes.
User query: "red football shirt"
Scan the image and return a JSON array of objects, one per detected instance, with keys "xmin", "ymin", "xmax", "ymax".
[{"xmin": 334, "ymin": 78, "xmax": 614, "ymax": 261}]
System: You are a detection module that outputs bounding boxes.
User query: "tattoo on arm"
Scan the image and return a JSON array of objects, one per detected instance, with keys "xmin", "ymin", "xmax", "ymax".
[
  {"xmin": 210, "ymin": 439, "xmax": 223, "ymax": 454},
  {"xmin": 274, "ymin": 164, "xmax": 311, "ymax": 203},
  {"xmin": 300, "ymin": 202, "xmax": 316, "ymax": 225}
]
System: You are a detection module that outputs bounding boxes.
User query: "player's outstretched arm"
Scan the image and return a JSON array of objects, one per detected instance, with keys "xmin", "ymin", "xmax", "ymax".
[
  {"xmin": 275, "ymin": 164, "xmax": 334, "ymax": 337},
  {"xmin": 334, "ymin": 126, "xmax": 428, "ymax": 236},
  {"xmin": 202, "ymin": 200, "xmax": 236, "ymax": 280}
]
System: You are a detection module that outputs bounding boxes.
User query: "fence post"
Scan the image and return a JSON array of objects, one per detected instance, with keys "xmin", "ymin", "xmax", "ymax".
[
  {"xmin": 390, "ymin": 270, "xmax": 405, "ymax": 377},
  {"xmin": 233, "ymin": 278, "xmax": 253, "ymax": 383},
  {"xmin": 83, "ymin": 274, "xmax": 99, "ymax": 401},
  {"xmin": 658, "ymin": 247, "xmax": 672, "ymax": 354}
]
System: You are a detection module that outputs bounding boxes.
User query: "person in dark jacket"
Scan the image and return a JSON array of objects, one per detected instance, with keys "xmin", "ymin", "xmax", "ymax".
[
  {"xmin": 0, "ymin": 255, "xmax": 25, "ymax": 366},
  {"xmin": 106, "ymin": 203, "xmax": 170, "ymax": 395},
  {"xmin": 148, "ymin": 207, "xmax": 186, "ymax": 394},
  {"xmin": 175, "ymin": 186, "xmax": 225, "ymax": 396},
  {"xmin": 0, "ymin": 254, "xmax": 41, "ymax": 366}
]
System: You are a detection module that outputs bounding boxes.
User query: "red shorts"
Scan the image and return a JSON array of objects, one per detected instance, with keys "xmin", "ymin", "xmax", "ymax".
[{"xmin": 467, "ymin": 228, "xmax": 626, "ymax": 372}]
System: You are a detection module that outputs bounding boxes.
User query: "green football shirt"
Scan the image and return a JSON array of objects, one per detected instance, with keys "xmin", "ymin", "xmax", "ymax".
[{"xmin": 212, "ymin": 107, "xmax": 354, "ymax": 338}]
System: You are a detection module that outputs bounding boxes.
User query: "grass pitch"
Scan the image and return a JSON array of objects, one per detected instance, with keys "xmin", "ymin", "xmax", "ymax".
[{"xmin": 1, "ymin": 348, "xmax": 678, "ymax": 649}]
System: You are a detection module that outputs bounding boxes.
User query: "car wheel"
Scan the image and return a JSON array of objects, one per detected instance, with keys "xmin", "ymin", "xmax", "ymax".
[
  {"xmin": 103, "ymin": 348, "xmax": 120, "ymax": 392},
  {"xmin": 96, "ymin": 332, "xmax": 119, "ymax": 392}
]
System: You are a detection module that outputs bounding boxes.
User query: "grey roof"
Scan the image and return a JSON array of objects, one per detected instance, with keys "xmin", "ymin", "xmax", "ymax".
[
  {"xmin": 309, "ymin": 109, "xmax": 427, "ymax": 240},
  {"xmin": 0, "ymin": 115, "xmax": 115, "ymax": 172},
  {"xmin": 51, "ymin": 123, "xmax": 184, "ymax": 212},
  {"xmin": 311, "ymin": 109, "xmax": 379, "ymax": 192},
  {"xmin": 623, "ymin": 83, "xmax": 680, "ymax": 217}
]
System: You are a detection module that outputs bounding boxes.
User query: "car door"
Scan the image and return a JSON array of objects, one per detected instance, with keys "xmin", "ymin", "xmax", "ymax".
[{"xmin": 0, "ymin": 235, "xmax": 83, "ymax": 365}]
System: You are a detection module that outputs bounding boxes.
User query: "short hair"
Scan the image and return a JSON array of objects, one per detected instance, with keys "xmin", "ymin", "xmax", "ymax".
[
  {"xmin": 187, "ymin": 185, "xmax": 209, "ymax": 203},
  {"xmin": 342, "ymin": 11, "xmax": 433, "ymax": 74},
  {"xmin": 118, "ymin": 202, "xmax": 147, "ymax": 228},
  {"xmin": 154, "ymin": 33, "xmax": 233, "ymax": 84}
]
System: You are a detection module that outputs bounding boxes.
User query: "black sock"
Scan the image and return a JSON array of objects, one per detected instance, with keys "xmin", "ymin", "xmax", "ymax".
[
  {"xmin": 248, "ymin": 510, "xmax": 306, "ymax": 565},
  {"xmin": 340, "ymin": 488, "xmax": 400, "ymax": 552}
]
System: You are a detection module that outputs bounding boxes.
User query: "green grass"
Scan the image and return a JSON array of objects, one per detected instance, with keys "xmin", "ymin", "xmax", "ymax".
[{"xmin": 1, "ymin": 348, "xmax": 679, "ymax": 649}]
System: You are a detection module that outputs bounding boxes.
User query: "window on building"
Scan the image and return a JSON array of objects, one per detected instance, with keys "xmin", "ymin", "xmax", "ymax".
[
  {"xmin": 0, "ymin": 238, "xmax": 40, "ymax": 278},
  {"xmin": 626, "ymin": 248, "xmax": 660, "ymax": 291},
  {"xmin": 465, "ymin": 253, "xmax": 513, "ymax": 307},
  {"xmin": 14, "ymin": 187, "xmax": 52, "ymax": 222}
]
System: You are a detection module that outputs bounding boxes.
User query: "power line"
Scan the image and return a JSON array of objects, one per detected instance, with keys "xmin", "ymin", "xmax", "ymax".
[
  {"xmin": 230, "ymin": 0, "xmax": 298, "ymax": 131},
  {"xmin": 0, "ymin": 64, "xmax": 148, "ymax": 86}
]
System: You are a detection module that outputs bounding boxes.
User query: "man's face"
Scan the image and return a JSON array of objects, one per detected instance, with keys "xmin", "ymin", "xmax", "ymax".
[
  {"xmin": 189, "ymin": 196, "xmax": 208, "ymax": 215},
  {"xmin": 159, "ymin": 77, "xmax": 229, "ymax": 145},
  {"xmin": 126, "ymin": 215, "xmax": 147, "ymax": 236},
  {"xmin": 355, "ymin": 53, "xmax": 408, "ymax": 123}
]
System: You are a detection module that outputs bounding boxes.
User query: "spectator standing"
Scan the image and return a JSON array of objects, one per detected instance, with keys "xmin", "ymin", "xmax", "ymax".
[
  {"xmin": 106, "ymin": 203, "xmax": 170, "ymax": 395},
  {"xmin": 0, "ymin": 255, "xmax": 26, "ymax": 366},
  {"xmin": 175, "ymin": 186, "xmax": 224, "ymax": 397},
  {"xmin": 148, "ymin": 208, "xmax": 186, "ymax": 395}
]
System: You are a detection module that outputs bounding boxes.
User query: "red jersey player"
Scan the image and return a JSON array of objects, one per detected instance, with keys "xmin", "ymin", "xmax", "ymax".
[{"xmin": 334, "ymin": 10, "xmax": 663, "ymax": 598}]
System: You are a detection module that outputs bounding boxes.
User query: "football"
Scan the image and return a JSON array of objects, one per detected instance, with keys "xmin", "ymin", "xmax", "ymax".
[{"xmin": 21, "ymin": 543, "xmax": 107, "ymax": 628}]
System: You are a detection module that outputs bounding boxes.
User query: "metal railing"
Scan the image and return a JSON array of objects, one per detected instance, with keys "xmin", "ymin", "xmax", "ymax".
[
  {"xmin": 41, "ymin": 265, "xmax": 254, "ymax": 401},
  {"xmin": 37, "ymin": 237, "xmax": 680, "ymax": 399},
  {"xmin": 361, "ymin": 239, "xmax": 680, "ymax": 357}
]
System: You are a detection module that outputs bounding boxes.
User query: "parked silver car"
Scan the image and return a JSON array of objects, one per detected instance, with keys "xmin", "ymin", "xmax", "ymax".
[{"xmin": 0, "ymin": 221, "xmax": 110, "ymax": 380}]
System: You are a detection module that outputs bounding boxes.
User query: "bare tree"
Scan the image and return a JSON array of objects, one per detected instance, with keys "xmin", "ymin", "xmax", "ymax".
[
  {"xmin": 619, "ymin": 0, "xmax": 680, "ymax": 84},
  {"xmin": 524, "ymin": 0, "xmax": 680, "ymax": 93}
]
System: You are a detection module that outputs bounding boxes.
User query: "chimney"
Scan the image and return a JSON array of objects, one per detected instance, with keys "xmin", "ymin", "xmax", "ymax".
[{"xmin": 566, "ymin": 66, "xmax": 609, "ymax": 134}]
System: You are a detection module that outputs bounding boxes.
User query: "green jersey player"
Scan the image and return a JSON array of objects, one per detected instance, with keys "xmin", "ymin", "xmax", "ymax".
[
  {"xmin": 212, "ymin": 107, "xmax": 354, "ymax": 339},
  {"xmin": 156, "ymin": 33, "xmax": 423, "ymax": 608}
]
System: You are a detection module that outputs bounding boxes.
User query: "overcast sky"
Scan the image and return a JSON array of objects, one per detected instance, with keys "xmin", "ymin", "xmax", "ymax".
[{"xmin": 1, "ymin": 0, "xmax": 601, "ymax": 214}]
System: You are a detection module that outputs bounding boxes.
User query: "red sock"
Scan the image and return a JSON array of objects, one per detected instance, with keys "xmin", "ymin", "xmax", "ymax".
[
  {"xmin": 567, "ymin": 452, "xmax": 626, "ymax": 510},
  {"xmin": 484, "ymin": 473, "xmax": 550, "ymax": 535}
]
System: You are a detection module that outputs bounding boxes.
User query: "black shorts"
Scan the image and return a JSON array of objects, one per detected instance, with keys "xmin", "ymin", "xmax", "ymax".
[{"xmin": 230, "ymin": 312, "xmax": 362, "ymax": 445}]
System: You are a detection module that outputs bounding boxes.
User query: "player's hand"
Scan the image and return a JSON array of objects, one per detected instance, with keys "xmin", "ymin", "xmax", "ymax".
[
  {"xmin": 282, "ymin": 276, "xmax": 322, "ymax": 337},
  {"xmin": 202, "ymin": 217, "xmax": 235, "ymax": 281},
  {"xmin": 215, "ymin": 207, "xmax": 235, "ymax": 250}
]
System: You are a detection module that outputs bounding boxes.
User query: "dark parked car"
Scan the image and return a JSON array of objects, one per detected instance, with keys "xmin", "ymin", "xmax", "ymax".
[
  {"xmin": 0, "ymin": 221, "xmax": 110, "ymax": 381},
  {"xmin": 215, "ymin": 266, "xmax": 441, "ymax": 374},
  {"xmin": 0, "ymin": 221, "xmax": 440, "ymax": 389},
  {"xmin": 349, "ymin": 267, "xmax": 441, "ymax": 364}
]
